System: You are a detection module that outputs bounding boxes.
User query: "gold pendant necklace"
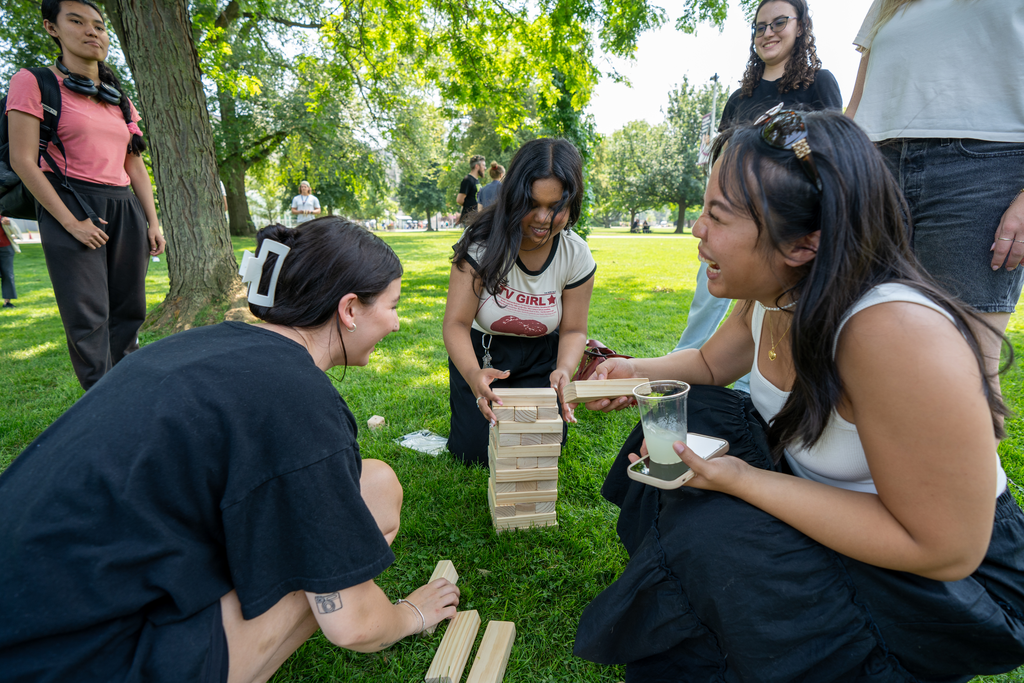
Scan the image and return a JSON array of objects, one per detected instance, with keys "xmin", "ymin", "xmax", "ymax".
[{"xmin": 768, "ymin": 315, "xmax": 791, "ymax": 362}]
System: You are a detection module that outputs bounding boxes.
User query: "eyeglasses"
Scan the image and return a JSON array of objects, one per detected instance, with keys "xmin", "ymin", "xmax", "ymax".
[
  {"xmin": 752, "ymin": 16, "xmax": 794, "ymax": 37},
  {"xmin": 755, "ymin": 104, "xmax": 822, "ymax": 192}
]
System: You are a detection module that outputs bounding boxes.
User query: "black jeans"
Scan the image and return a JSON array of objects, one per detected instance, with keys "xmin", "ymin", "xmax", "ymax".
[
  {"xmin": 38, "ymin": 175, "xmax": 149, "ymax": 390},
  {"xmin": 575, "ymin": 386, "xmax": 1024, "ymax": 682}
]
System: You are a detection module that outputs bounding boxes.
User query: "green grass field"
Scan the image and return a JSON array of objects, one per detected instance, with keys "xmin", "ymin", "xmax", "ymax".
[{"xmin": 1, "ymin": 225, "xmax": 1022, "ymax": 682}]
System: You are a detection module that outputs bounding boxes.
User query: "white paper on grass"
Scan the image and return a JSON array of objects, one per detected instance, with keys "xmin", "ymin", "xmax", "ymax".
[{"xmin": 395, "ymin": 430, "xmax": 448, "ymax": 456}]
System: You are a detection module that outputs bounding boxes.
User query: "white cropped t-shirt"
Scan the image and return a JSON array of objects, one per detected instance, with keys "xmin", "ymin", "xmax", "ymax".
[{"xmin": 749, "ymin": 283, "xmax": 1008, "ymax": 496}]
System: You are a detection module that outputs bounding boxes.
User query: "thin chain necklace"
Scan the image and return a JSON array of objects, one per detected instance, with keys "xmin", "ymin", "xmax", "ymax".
[{"xmin": 767, "ymin": 314, "xmax": 791, "ymax": 362}]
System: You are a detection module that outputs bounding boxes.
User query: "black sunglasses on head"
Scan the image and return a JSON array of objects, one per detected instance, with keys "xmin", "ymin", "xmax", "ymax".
[{"xmin": 755, "ymin": 104, "xmax": 823, "ymax": 192}]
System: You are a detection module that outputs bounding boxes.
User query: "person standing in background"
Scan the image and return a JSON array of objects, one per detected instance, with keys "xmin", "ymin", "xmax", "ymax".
[
  {"xmin": 477, "ymin": 161, "xmax": 505, "ymax": 209},
  {"xmin": 847, "ymin": 0, "xmax": 1024, "ymax": 402},
  {"xmin": 0, "ymin": 216, "xmax": 18, "ymax": 308},
  {"xmin": 671, "ymin": 0, "xmax": 841, "ymax": 394},
  {"xmin": 290, "ymin": 181, "xmax": 321, "ymax": 225},
  {"xmin": 456, "ymin": 155, "xmax": 485, "ymax": 226},
  {"xmin": 7, "ymin": 0, "xmax": 165, "ymax": 390}
]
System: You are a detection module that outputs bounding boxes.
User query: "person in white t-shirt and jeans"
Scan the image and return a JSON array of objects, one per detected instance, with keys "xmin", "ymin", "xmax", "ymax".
[
  {"xmin": 443, "ymin": 138, "xmax": 596, "ymax": 466},
  {"xmin": 290, "ymin": 181, "xmax": 321, "ymax": 225}
]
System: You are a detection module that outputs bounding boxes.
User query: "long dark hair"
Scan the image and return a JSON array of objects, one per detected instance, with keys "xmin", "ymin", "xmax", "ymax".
[
  {"xmin": 712, "ymin": 111, "xmax": 1010, "ymax": 459},
  {"xmin": 740, "ymin": 0, "xmax": 822, "ymax": 98},
  {"xmin": 41, "ymin": 0, "xmax": 146, "ymax": 156},
  {"xmin": 452, "ymin": 138, "xmax": 584, "ymax": 296}
]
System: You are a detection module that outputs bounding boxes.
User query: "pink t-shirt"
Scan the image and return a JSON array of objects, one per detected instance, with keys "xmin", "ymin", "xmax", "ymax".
[{"xmin": 5, "ymin": 69, "xmax": 141, "ymax": 187}]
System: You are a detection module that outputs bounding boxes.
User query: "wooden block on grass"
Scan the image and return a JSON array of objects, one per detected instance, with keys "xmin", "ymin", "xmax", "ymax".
[
  {"xmin": 489, "ymin": 442, "xmax": 561, "ymax": 458},
  {"xmin": 537, "ymin": 405, "xmax": 559, "ymax": 420},
  {"xmin": 492, "ymin": 486, "xmax": 557, "ymax": 506},
  {"xmin": 492, "ymin": 465, "xmax": 558, "ymax": 483},
  {"xmin": 562, "ymin": 378, "xmax": 650, "ymax": 404},
  {"xmin": 425, "ymin": 610, "xmax": 481, "ymax": 683},
  {"xmin": 466, "ymin": 621, "xmax": 516, "ymax": 683},
  {"xmin": 424, "ymin": 560, "xmax": 460, "ymax": 635},
  {"xmin": 535, "ymin": 501, "xmax": 556, "ymax": 514},
  {"xmin": 497, "ymin": 419, "xmax": 563, "ymax": 434},
  {"xmin": 493, "ymin": 511, "xmax": 558, "ymax": 531},
  {"xmin": 514, "ymin": 406, "xmax": 537, "ymax": 422}
]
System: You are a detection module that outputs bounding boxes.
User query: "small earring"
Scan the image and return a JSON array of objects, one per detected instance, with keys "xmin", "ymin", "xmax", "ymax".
[{"xmin": 348, "ymin": 324, "xmax": 357, "ymax": 333}]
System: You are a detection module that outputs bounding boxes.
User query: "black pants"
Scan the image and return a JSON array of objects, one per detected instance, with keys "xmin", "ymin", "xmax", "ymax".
[
  {"xmin": 38, "ymin": 175, "xmax": 149, "ymax": 390},
  {"xmin": 575, "ymin": 386, "xmax": 1024, "ymax": 682},
  {"xmin": 447, "ymin": 328, "xmax": 567, "ymax": 466},
  {"xmin": 0, "ymin": 245, "xmax": 15, "ymax": 300}
]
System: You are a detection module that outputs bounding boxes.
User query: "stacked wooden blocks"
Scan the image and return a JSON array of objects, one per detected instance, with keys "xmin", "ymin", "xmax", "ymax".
[{"xmin": 486, "ymin": 388, "xmax": 562, "ymax": 531}]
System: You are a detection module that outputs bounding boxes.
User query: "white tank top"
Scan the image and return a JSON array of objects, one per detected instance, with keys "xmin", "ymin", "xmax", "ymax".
[{"xmin": 749, "ymin": 283, "xmax": 1007, "ymax": 496}]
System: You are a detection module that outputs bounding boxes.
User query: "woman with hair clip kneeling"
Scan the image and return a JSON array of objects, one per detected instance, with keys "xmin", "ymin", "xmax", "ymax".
[
  {"xmin": 0, "ymin": 218, "xmax": 460, "ymax": 683},
  {"xmin": 6, "ymin": 0, "xmax": 164, "ymax": 390},
  {"xmin": 573, "ymin": 111, "xmax": 1024, "ymax": 681}
]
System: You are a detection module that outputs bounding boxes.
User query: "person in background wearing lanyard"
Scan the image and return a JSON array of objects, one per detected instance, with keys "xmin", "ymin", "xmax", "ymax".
[
  {"xmin": 290, "ymin": 181, "xmax": 321, "ymax": 225},
  {"xmin": 7, "ymin": 0, "xmax": 165, "ymax": 391}
]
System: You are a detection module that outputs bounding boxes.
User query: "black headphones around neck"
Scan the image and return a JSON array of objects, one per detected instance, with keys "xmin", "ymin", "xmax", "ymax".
[{"xmin": 55, "ymin": 57, "xmax": 121, "ymax": 106}]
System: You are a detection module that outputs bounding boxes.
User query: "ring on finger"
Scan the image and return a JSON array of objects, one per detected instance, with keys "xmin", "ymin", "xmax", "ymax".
[
  {"xmin": 476, "ymin": 396, "xmax": 486, "ymax": 406},
  {"xmin": 998, "ymin": 237, "xmax": 1014, "ymax": 241}
]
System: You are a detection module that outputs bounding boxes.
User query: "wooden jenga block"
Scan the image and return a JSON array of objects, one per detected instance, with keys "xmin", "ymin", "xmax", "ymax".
[
  {"xmin": 516, "ymin": 481, "xmax": 537, "ymax": 491},
  {"xmin": 489, "ymin": 442, "xmax": 561, "ymax": 458},
  {"xmin": 540, "ymin": 432, "xmax": 561, "ymax": 444},
  {"xmin": 562, "ymin": 378, "xmax": 650, "ymax": 404},
  {"xmin": 498, "ymin": 433, "xmax": 521, "ymax": 447},
  {"xmin": 497, "ymin": 419, "xmax": 563, "ymax": 435},
  {"xmin": 492, "ymin": 466, "xmax": 558, "ymax": 483},
  {"xmin": 493, "ymin": 511, "xmax": 558, "ymax": 531},
  {"xmin": 494, "ymin": 481, "xmax": 516, "ymax": 493},
  {"xmin": 425, "ymin": 560, "xmax": 460, "ymax": 634},
  {"xmin": 490, "ymin": 387, "xmax": 557, "ymax": 407},
  {"xmin": 519, "ymin": 433, "xmax": 542, "ymax": 446},
  {"xmin": 514, "ymin": 406, "xmax": 537, "ymax": 422},
  {"xmin": 492, "ymin": 502, "xmax": 516, "ymax": 518},
  {"xmin": 516, "ymin": 457, "xmax": 537, "ymax": 469},
  {"xmin": 537, "ymin": 405, "xmax": 559, "ymax": 420},
  {"xmin": 491, "ymin": 485, "xmax": 557, "ymax": 506},
  {"xmin": 515, "ymin": 503, "xmax": 536, "ymax": 513},
  {"xmin": 537, "ymin": 456, "xmax": 558, "ymax": 468},
  {"xmin": 425, "ymin": 610, "xmax": 481, "ymax": 683},
  {"xmin": 465, "ymin": 621, "xmax": 516, "ymax": 683},
  {"xmin": 538, "ymin": 479, "xmax": 557, "ymax": 491},
  {"xmin": 491, "ymin": 406, "xmax": 516, "ymax": 422},
  {"xmin": 535, "ymin": 501, "xmax": 556, "ymax": 514}
]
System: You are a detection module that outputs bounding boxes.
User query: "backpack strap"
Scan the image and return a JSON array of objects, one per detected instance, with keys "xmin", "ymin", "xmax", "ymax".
[{"xmin": 26, "ymin": 67, "xmax": 102, "ymax": 228}]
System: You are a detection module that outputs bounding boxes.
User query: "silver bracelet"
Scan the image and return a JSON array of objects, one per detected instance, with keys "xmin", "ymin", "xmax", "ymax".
[{"xmin": 395, "ymin": 598, "xmax": 425, "ymax": 634}]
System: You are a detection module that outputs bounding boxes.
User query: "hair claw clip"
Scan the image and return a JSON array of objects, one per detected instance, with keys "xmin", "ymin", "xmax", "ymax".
[{"xmin": 239, "ymin": 239, "xmax": 290, "ymax": 307}]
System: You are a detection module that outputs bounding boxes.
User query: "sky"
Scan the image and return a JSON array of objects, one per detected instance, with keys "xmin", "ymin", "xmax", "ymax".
[{"xmin": 588, "ymin": 0, "xmax": 874, "ymax": 134}]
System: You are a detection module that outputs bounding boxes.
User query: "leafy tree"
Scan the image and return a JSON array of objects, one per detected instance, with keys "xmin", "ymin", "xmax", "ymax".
[
  {"xmin": 398, "ymin": 161, "xmax": 446, "ymax": 231},
  {"xmin": 652, "ymin": 77, "xmax": 725, "ymax": 233},
  {"xmin": 605, "ymin": 120, "xmax": 663, "ymax": 229}
]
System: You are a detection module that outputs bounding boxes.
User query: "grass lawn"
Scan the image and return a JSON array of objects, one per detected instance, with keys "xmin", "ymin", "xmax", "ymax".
[{"xmin": 1, "ymin": 227, "xmax": 1022, "ymax": 682}]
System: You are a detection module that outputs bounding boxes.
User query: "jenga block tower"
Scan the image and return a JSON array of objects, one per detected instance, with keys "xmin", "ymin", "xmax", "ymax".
[{"xmin": 486, "ymin": 388, "xmax": 562, "ymax": 531}]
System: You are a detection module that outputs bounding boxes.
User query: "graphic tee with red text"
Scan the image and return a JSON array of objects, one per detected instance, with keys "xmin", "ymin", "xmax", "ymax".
[{"xmin": 465, "ymin": 230, "xmax": 596, "ymax": 338}]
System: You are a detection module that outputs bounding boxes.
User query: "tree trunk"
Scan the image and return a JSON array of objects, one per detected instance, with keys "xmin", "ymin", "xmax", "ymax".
[
  {"xmin": 215, "ymin": 87, "xmax": 255, "ymax": 236},
  {"xmin": 105, "ymin": 0, "xmax": 239, "ymax": 331},
  {"xmin": 220, "ymin": 157, "xmax": 255, "ymax": 236},
  {"xmin": 674, "ymin": 201, "xmax": 687, "ymax": 234}
]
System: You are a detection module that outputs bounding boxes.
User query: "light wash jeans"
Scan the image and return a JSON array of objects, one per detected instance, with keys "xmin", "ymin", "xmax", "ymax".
[{"xmin": 672, "ymin": 266, "xmax": 750, "ymax": 394}]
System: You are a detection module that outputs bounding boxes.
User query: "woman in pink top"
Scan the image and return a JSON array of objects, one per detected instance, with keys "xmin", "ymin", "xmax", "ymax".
[{"xmin": 6, "ymin": 0, "xmax": 164, "ymax": 390}]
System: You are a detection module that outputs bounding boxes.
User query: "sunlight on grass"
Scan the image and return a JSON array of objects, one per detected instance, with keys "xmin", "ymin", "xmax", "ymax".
[{"xmin": 5, "ymin": 340, "xmax": 61, "ymax": 361}]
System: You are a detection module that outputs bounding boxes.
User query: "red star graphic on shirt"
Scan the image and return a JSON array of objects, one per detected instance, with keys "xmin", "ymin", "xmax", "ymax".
[{"xmin": 548, "ymin": 295, "xmax": 556, "ymax": 304}]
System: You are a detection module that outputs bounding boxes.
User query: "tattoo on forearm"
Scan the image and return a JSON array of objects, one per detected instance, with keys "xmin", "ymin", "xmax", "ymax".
[{"xmin": 315, "ymin": 592, "xmax": 342, "ymax": 614}]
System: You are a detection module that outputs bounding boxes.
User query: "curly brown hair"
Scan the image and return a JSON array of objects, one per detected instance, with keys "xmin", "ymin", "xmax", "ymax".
[{"xmin": 740, "ymin": 0, "xmax": 822, "ymax": 97}]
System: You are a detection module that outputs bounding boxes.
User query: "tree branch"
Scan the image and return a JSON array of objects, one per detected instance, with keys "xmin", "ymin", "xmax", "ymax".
[{"xmin": 241, "ymin": 12, "xmax": 323, "ymax": 29}]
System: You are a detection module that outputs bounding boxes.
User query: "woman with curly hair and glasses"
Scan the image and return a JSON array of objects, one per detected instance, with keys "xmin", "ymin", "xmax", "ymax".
[
  {"xmin": 573, "ymin": 110, "xmax": 1024, "ymax": 682},
  {"xmin": 671, "ymin": 0, "xmax": 841, "ymax": 389}
]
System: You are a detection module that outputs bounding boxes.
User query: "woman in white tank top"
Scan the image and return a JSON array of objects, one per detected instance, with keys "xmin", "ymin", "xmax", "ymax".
[{"xmin": 574, "ymin": 110, "xmax": 1024, "ymax": 681}]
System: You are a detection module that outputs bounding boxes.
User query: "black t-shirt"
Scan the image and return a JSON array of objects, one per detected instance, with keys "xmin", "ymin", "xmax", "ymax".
[
  {"xmin": 459, "ymin": 174, "xmax": 480, "ymax": 214},
  {"xmin": 0, "ymin": 322, "xmax": 393, "ymax": 682},
  {"xmin": 719, "ymin": 69, "xmax": 842, "ymax": 131}
]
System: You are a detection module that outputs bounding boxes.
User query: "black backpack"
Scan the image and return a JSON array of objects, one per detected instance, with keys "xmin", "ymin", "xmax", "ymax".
[{"xmin": 0, "ymin": 67, "xmax": 100, "ymax": 226}]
